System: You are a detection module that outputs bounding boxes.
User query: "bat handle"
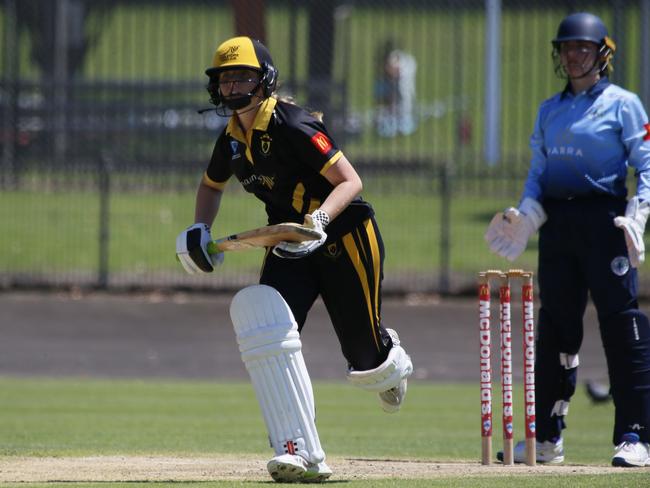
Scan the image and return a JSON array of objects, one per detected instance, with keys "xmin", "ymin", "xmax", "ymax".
[
  {"xmin": 207, "ymin": 240, "xmax": 224, "ymax": 255},
  {"xmin": 175, "ymin": 241, "xmax": 221, "ymax": 260}
]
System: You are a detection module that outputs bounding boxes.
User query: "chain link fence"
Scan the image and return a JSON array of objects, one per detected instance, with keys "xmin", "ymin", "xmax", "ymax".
[{"xmin": 1, "ymin": 0, "xmax": 649, "ymax": 294}]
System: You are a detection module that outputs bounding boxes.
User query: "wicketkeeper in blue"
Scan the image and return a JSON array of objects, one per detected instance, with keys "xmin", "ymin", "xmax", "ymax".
[{"xmin": 486, "ymin": 12, "xmax": 650, "ymax": 467}]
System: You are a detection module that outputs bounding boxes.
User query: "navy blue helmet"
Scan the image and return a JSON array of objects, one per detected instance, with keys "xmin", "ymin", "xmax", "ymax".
[
  {"xmin": 553, "ymin": 12, "xmax": 609, "ymax": 47},
  {"xmin": 551, "ymin": 12, "xmax": 616, "ymax": 78}
]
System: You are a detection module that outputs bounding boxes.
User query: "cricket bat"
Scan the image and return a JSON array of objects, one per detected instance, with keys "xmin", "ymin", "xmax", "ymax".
[{"xmin": 207, "ymin": 223, "xmax": 321, "ymax": 253}]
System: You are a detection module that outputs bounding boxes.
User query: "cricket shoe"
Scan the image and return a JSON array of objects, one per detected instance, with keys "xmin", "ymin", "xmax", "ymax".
[
  {"xmin": 267, "ymin": 453, "xmax": 332, "ymax": 483},
  {"xmin": 497, "ymin": 437, "xmax": 564, "ymax": 464},
  {"xmin": 612, "ymin": 433, "xmax": 650, "ymax": 467},
  {"xmin": 378, "ymin": 328, "xmax": 413, "ymax": 413}
]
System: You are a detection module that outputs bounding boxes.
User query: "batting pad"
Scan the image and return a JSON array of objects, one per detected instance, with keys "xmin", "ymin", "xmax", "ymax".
[
  {"xmin": 347, "ymin": 343, "xmax": 413, "ymax": 392},
  {"xmin": 230, "ymin": 285, "xmax": 325, "ymax": 464}
]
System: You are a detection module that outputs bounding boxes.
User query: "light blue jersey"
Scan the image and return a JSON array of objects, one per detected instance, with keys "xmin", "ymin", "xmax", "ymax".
[{"xmin": 522, "ymin": 78, "xmax": 650, "ymax": 202}]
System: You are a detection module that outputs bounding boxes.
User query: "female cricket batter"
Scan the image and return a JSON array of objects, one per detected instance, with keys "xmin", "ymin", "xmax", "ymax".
[
  {"xmin": 176, "ymin": 36, "xmax": 413, "ymax": 482},
  {"xmin": 486, "ymin": 12, "xmax": 650, "ymax": 467}
]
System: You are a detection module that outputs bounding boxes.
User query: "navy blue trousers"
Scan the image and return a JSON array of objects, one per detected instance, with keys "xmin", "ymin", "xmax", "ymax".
[{"xmin": 536, "ymin": 196, "xmax": 650, "ymax": 445}]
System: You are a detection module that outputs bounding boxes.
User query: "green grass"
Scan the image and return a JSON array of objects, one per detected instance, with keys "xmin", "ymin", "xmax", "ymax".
[
  {"xmin": 1, "ymin": 377, "xmax": 647, "ymax": 487},
  {"xmin": 10, "ymin": 479, "xmax": 650, "ymax": 488}
]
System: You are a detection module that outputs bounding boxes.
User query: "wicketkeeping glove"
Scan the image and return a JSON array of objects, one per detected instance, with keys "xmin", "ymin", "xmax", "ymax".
[
  {"xmin": 485, "ymin": 197, "xmax": 547, "ymax": 262},
  {"xmin": 176, "ymin": 223, "xmax": 224, "ymax": 274},
  {"xmin": 273, "ymin": 209, "xmax": 329, "ymax": 259},
  {"xmin": 613, "ymin": 196, "xmax": 650, "ymax": 268}
]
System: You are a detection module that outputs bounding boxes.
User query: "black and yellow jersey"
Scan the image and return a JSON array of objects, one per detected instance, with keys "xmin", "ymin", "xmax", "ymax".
[{"xmin": 203, "ymin": 97, "xmax": 373, "ymax": 240}]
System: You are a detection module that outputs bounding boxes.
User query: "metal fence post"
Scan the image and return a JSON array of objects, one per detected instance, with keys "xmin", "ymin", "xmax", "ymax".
[
  {"xmin": 54, "ymin": 0, "xmax": 69, "ymax": 167},
  {"xmin": 641, "ymin": 0, "xmax": 650, "ymax": 108},
  {"xmin": 439, "ymin": 161, "xmax": 452, "ymax": 294},
  {"xmin": 2, "ymin": 0, "xmax": 18, "ymax": 189},
  {"xmin": 97, "ymin": 152, "xmax": 112, "ymax": 288}
]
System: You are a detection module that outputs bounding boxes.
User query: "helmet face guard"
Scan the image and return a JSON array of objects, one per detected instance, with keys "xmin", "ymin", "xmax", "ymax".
[
  {"xmin": 206, "ymin": 69, "xmax": 263, "ymax": 112},
  {"xmin": 551, "ymin": 12, "xmax": 616, "ymax": 79},
  {"xmin": 204, "ymin": 37, "xmax": 278, "ymax": 115}
]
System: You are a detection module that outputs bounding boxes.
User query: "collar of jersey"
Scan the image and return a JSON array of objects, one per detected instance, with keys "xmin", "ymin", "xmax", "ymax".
[
  {"xmin": 226, "ymin": 97, "xmax": 278, "ymax": 145},
  {"xmin": 561, "ymin": 76, "xmax": 610, "ymax": 100}
]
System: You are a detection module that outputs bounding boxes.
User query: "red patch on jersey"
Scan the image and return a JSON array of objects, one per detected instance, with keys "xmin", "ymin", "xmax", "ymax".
[
  {"xmin": 644, "ymin": 123, "xmax": 650, "ymax": 141},
  {"xmin": 311, "ymin": 132, "xmax": 333, "ymax": 155}
]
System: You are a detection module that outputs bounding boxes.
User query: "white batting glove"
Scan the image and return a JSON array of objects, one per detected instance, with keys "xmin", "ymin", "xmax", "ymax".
[
  {"xmin": 176, "ymin": 223, "xmax": 224, "ymax": 274},
  {"xmin": 614, "ymin": 196, "xmax": 650, "ymax": 268},
  {"xmin": 273, "ymin": 209, "xmax": 329, "ymax": 259},
  {"xmin": 485, "ymin": 197, "xmax": 547, "ymax": 262}
]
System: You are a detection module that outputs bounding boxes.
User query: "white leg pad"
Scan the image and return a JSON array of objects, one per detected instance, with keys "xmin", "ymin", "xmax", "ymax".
[
  {"xmin": 230, "ymin": 285, "xmax": 325, "ymax": 464},
  {"xmin": 346, "ymin": 342, "xmax": 413, "ymax": 392}
]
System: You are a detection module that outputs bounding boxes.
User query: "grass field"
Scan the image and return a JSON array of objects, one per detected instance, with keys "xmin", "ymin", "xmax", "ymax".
[{"xmin": 1, "ymin": 377, "xmax": 648, "ymax": 486}]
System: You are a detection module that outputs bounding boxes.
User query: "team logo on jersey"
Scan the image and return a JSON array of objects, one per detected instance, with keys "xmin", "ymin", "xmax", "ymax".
[
  {"xmin": 230, "ymin": 140, "xmax": 240, "ymax": 159},
  {"xmin": 644, "ymin": 123, "xmax": 650, "ymax": 141},
  {"xmin": 260, "ymin": 134, "xmax": 272, "ymax": 156},
  {"xmin": 325, "ymin": 242, "xmax": 342, "ymax": 259},
  {"xmin": 586, "ymin": 105, "xmax": 606, "ymax": 120},
  {"xmin": 611, "ymin": 256, "xmax": 630, "ymax": 276},
  {"xmin": 547, "ymin": 146, "xmax": 583, "ymax": 158},
  {"xmin": 311, "ymin": 131, "xmax": 332, "ymax": 155}
]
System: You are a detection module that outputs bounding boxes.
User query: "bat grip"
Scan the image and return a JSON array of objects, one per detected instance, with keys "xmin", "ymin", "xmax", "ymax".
[{"xmin": 207, "ymin": 240, "xmax": 224, "ymax": 255}]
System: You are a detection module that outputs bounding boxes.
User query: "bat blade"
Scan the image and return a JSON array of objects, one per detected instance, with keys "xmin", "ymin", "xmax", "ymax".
[{"xmin": 207, "ymin": 223, "xmax": 321, "ymax": 253}]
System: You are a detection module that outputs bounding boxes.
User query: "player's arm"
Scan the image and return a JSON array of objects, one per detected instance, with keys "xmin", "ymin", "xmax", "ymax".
[
  {"xmin": 176, "ymin": 180, "xmax": 226, "ymax": 274},
  {"xmin": 318, "ymin": 154, "xmax": 363, "ymax": 221},
  {"xmin": 195, "ymin": 180, "xmax": 224, "ymax": 226},
  {"xmin": 613, "ymin": 96, "xmax": 650, "ymax": 267},
  {"xmin": 176, "ymin": 146, "xmax": 230, "ymax": 273},
  {"xmin": 485, "ymin": 107, "xmax": 547, "ymax": 261}
]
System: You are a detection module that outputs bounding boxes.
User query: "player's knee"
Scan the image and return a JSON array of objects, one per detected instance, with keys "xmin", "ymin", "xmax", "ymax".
[
  {"xmin": 230, "ymin": 284, "xmax": 301, "ymax": 360},
  {"xmin": 601, "ymin": 309, "xmax": 650, "ymax": 348}
]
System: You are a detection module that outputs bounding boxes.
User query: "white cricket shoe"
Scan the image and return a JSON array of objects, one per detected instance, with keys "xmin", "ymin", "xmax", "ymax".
[
  {"xmin": 379, "ymin": 377, "xmax": 408, "ymax": 413},
  {"xmin": 612, "ymin": 433, "xmax": 650, "ymax": 467},
  {"xmin": 267, "ymin": 454, "xmax": 332, "ymax": 483},
  {"xmin": 378, "ymin": 328, "xmax": 412, "ymax": 413},
  {"xmin": 497, "ymin": 437, "xmax": 564, "ymax": 464}
]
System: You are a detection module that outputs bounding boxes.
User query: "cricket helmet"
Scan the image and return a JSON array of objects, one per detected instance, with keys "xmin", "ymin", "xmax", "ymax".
[
  {"xmin": 205, "ymin": 36, "xmax": 278, "ymax": 111},
  {"xmin": 552, "ymin": 13, "xmax": 616, "ymax": 77}
]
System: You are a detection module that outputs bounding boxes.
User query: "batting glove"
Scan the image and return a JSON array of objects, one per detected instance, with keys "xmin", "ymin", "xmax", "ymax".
[
  {"xmin": 176, "ymin": 223, "xmax": 224, "ymax": 274},
  {"xmin": 485, "ymin": 197, "xmax": 546, "ymax": 262},
  {"xmin": 273, "ymin": 209, "xmax": 329, "ymax": 259}
]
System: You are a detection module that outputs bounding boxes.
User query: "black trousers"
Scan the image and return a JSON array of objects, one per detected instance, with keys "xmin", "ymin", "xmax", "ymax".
[
  {"xmin": 536, "ymin": 196, "xmax": 650, "ymax": 444},
  {"xmin": 260, "ymin": 216, "xmax": 392, "ymax": 371}
]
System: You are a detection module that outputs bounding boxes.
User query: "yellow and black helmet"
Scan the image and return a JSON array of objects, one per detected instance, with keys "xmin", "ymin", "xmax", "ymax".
[{"xmin": 205, "ymin": 36, "xmax": 278, "ymax": 98}]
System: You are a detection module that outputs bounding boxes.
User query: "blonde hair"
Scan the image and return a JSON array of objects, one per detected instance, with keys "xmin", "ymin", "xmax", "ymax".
[
  {"xmin": 600, "ymin": 36, "xmax": 616, "ymax": 76},
  {"xmin": 273, "ymin": 94, "xmax": 324, "ymax": 122}
]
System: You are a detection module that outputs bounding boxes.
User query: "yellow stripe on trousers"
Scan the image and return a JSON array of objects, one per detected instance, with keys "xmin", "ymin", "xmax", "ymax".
[{"xmin": 342, "ymin": 219, "xmax": 382, "ymax": 350}]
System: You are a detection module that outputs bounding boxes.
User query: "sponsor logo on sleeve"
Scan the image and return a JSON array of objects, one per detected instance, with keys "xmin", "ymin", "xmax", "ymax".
[
  {"xmin": 310, "ymin": 131, "xmax": 333, "ymax": 155},
  {"xmin": 644, "ymin": 123, "xmax": 650, "ymax": 141}
]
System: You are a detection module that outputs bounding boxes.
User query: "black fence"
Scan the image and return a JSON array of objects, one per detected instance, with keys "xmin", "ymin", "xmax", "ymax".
[{"xmin": 2, "ymin": 0, "xmax": 650, "ymax": 294}]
